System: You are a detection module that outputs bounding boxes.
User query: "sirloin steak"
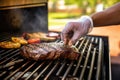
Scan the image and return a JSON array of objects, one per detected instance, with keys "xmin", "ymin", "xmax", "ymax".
[{"xmin": 20, "ymin": 42, "xmax": 80, "ymax": 61}]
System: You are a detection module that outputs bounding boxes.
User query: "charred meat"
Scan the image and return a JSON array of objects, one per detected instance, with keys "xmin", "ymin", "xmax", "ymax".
[{"xmin": 20, "ymin": 42, "xmax": 79, "ymax": 61}]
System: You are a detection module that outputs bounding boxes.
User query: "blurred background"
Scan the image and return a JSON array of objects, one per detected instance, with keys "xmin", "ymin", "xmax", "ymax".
[{"xmin": 48, "ymin": 0, "xmax": 119, "ymax": 28}]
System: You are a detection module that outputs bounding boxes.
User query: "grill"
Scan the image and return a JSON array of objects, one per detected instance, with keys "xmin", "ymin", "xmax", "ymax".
[{"xmin": 0, "ymin": 33, "xmax": 111, "ymax": 80}]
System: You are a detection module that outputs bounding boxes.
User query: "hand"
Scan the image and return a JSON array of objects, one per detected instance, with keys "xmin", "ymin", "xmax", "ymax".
[{"xmin": 61, "ymin": 16, "xmax": 93, "ymax": 46}]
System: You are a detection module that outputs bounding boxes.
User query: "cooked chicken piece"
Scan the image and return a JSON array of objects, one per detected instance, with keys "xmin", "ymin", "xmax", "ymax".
[
  {"xmin": 11, "ymin": 37, "xmax": 28, "ymax": 45},
  {"xmin": 0, "ymin": 41, "xmax": 21, "ymax": 48}
]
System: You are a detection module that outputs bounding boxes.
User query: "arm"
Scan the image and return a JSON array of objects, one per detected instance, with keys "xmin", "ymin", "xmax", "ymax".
[
  {"xmin": 61, "ymin": 2, "xmax": 120, "ymax": 46},
  {"xmin": 91, "ymin": 2, "xmax": 120, "ymax": 27}
]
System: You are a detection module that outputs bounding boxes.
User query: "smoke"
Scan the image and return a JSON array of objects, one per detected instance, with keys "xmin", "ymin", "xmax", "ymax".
[
  {"xmin": 0, "ymin": 5, "xmax": 48, "ymax": 33},
  {"xmin": 21, "ymin": 6, "xmax": 48, "ymax": 33},
  {"xmin": 9, "ymin": 9, "xmax": 23, "ymax": 29}
]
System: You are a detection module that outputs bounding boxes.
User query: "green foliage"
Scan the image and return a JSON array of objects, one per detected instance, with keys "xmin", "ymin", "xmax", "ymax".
[
  {"xmin": 103, "ymin": 0, "xmax": 120, "ymax": 8},
  {"xmin": 64, "ymin": 0, "xmax": 120, "ymax": 8},
  {"xmin": 64, "ymin": 0, "xmax": 120, "ymax": 14},
  {"xmin": 48, "ymin": 12, "xmax": 80, "ymax": 19},
  {"xmin": 64, "ymin": 0, "xmax": 77, "ymax": 5},
  {"xmin": 65, "ymin": 0, "xmax": 96, "ymax": 7},
  {"xmin": 48, "ymin": 12, "xmax": 81, "ymax": 26}
]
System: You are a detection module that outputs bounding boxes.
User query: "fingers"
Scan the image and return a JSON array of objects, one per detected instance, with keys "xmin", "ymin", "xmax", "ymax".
[
  {"xmin": 61, "ymin": 22, "xmax": 82, "ymax": 46},
  {"xmin": 61, "ymin": 32, "xmax": 68, "ymax": 45},
  {"xmin": 68, "ymin": 31, "xmax": 82, "ymax": 46},
  {"xmin": 61, "ymin": 22, "xmax": 73, "ymax": 45},
  {"xmin": 61, "ymin": 17, "xmax": 92, "ymax": 46}
]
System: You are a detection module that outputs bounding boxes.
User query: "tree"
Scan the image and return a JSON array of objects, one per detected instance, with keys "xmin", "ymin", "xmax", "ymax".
[{"xmin": 64, "ymin": 0, "xmax": 120, "ymax": 14}]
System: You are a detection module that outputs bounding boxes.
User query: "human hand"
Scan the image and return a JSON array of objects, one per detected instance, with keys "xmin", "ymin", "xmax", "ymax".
[{"xmin": 61, "ymin": 16, "xmax": 93, "ymax": 46}]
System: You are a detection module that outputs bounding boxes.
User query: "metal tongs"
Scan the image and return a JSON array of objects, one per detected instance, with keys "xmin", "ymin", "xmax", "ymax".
[
  {"xmin": 60, "ymin": 41, "xmax": 79, "ymax": 53},
  {"xmin": 71, "ymin": 45, "xmax": 79, "ymax": 53}
]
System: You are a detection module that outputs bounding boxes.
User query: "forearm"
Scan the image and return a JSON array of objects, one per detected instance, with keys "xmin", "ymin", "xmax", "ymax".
[{"xmin": 91, "ymin": 2, "xmax": 120, "ymax": 27}]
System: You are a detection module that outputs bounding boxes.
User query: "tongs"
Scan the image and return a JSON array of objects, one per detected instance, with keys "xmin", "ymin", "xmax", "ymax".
[
  {"xmin": 60, "ymin": 41, "xmax": 79, "ymax": 53},
  {"xmin": 71, "ymin": 45, "xmax": 79, "ymax": 53}
]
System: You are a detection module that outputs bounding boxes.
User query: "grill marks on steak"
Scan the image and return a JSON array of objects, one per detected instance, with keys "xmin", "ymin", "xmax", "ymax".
[{"xmin": 20, "ymin": 42, "xmax": 79, "ymax": 61}]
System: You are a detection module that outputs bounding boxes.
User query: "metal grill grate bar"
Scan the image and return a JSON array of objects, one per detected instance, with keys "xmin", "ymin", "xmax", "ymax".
[
  {"xmin": 4, "ymin": 61, "xmax": 30, "ymax": 80},
  {"xmin": 88, "ymin": 38, "xmax": 98, "ymax": 80},
  {"xmin": 0, "ymin": 52, "xmax": 19, "ymax": 64},
  {"xmin": 25, "ymin": 61, "xmax": 46, "ymax": 80},
  {"xmin": 79, "ymin": 37, "xmax": 94, "ymax": 80},
  {"xmin": 56, "ymin": 59, "xmax": 67, "ymax": 76},
  {"xmin": 34, "ymin": 61, "xmax": 53, "ymax": 80},
  {"xmin": 80, "ymin": 38, "xmax": 94, "ymax": 80},
  {"xmin": 0, "ymin": 50, "xmax": 5, "ymax": 54},
  {"xmin": 0, "ymin": 49, "xmax": 19, "ymax": 61},
  {"xmin": 15, "ymin": 62, "xmax": 36, "ymax": 80},
  {"xmin": 73, "ymin": 37, "xmax": 90, "ymax": 76},
  {"xmin": 0, "ymin": 71, "xmax": 6, "ymax": 77},
  {"xmin": 62, "ymin": 61, "xmax": 74, "ymax": 80},
  {"xmin": 96, "ymin": 38, "xmax": 103, "ymax": 80},
  {"xmin": 0, "ymin": 49, "xmax": 14, "ymax": 57},
  {"xmin": 44, "ymin": 61, "xmax": 60, "ymax": 80}
]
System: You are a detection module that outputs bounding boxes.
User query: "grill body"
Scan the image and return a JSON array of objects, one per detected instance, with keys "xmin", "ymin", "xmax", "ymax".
[
  {"xmin": 0, "ymin": 34, "xmax": 111, "ymax": 80},
  {"xmin": 0, "ymin": 0, "xmax": 111, "ymax": 79}
]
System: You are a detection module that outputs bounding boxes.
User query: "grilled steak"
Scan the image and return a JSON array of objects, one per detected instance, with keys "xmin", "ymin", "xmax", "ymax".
[{"xmin": 20, "ymin": 42, "xmax": 80, "ymax": 61}]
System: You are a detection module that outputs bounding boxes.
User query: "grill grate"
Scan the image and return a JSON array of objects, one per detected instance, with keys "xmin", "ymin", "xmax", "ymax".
[{"xmin": 0, "ymin": 35, "xmax": 110, "ymax": 80}]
